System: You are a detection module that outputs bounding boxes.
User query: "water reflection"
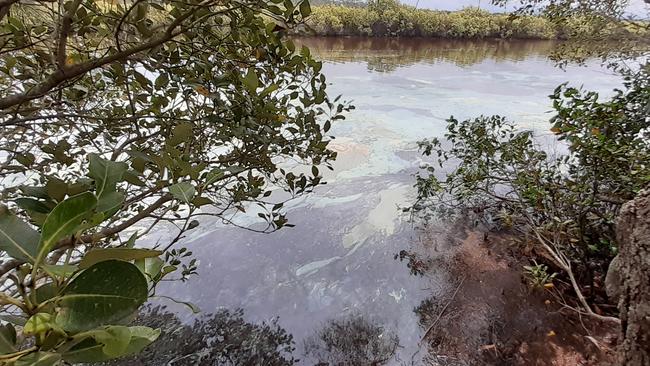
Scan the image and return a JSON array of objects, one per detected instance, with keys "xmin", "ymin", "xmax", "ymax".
[
  {"xmin": 106, "ymin": 306, "xmax": 297, "ymax": 366},
  {"xmin": 155, "ymin": 38, "xmax": 623, "ymax": 365},
  {"xmin": 295, "ymin": 37, "xmax": 558, "ymax": 72},
  {"xmin": 304, "ymin": 314, "xmax": 399, "ymax": 365},
  {"xmin": 107, "ymin": 308, "xmax": 399, "ymax": 366}
]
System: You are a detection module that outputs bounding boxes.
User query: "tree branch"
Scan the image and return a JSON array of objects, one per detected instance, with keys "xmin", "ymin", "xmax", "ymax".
[
  {"xmin": 0, "ymin": 0, "xmax": 19, "ymax": 22},
  {"xmin": 0, "ymin": 194, "xmax": 173, "ymax": 278},
  {"xmin": 55, "ymin": 0, "xmax": 82, "ymax": 68},
  {"xmin": 0, "ymin": 1, "xmax": 216, "ymax": 110},
  {"xmin": 57, "ymin": 193, "xmax": 173, "ymax": 249}
]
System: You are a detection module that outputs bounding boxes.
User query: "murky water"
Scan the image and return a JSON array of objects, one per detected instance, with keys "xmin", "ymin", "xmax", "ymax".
[{"xmin": 161, "ymin": 37, "xmax": 623, "ymax": 364}]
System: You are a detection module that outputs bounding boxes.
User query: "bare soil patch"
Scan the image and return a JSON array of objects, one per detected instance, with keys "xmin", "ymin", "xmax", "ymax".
[{"xmin": 418, "ymin": 230, "xmax": 617, "ymax": 366}]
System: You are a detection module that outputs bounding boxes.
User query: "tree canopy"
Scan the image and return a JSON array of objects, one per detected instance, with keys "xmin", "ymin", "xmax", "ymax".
[{"xmin": 0, "ymin": 0, "xmax": 350, "ymax": 363}]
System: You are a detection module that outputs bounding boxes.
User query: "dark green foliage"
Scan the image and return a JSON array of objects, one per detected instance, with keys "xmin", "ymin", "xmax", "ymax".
[
  {"xmin": 413, "ymin": 67, "xmax": 650, "ymax": 302},
  {"xmin": 304, "ymin": 3, "xmax": 646, "ymax": 40},
  {"xmin": 0, "ymin": 0, "xmax": 352, "ymax": 362}
]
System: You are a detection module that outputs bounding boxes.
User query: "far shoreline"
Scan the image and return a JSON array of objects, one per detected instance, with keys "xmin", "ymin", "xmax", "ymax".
[{"xmin": 301, "ymin": 4, "xmax": 647, "ymax": 41}]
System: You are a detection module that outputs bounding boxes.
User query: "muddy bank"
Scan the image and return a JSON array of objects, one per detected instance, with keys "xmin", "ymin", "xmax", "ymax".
[{"xmin": 411, "ymin": 229, "xmax": 618, "ymax": 365}]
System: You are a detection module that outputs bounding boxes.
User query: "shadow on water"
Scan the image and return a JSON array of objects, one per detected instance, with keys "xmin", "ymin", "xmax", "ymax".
[
  {"xmin": 295, "ymin": 36, "xmax": 558, "ymax": 72},
  {"xmin": 106, "ymin": 307, "xmax": 400, "ymax": 366},
  {"xmin": 304, "ymin": 314, "xmax": 399, "ymax": 365},
  {"xmin": 104, "ymin": 306, "xmax": 297, "ymax": 366}
]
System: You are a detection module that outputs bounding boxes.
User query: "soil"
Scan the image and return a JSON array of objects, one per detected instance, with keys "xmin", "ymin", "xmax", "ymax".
[{"xmin": 418, "ymin": 230, "xmax": 618, "ymax": 366}]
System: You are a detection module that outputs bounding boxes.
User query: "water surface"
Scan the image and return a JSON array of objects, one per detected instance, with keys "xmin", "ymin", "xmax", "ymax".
[{"xmin": 162, "ymin": 37, "xmax": 623, "ymax": 364}]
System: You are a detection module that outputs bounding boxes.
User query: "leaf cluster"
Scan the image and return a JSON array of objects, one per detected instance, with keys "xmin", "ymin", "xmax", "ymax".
[
  {"xmin": 0, "ymin": 0, "xmax": 352, "ymax": 363},
  {"xmin": 412, "ymin": 67, "xmax": 650, "ymax": 300}
]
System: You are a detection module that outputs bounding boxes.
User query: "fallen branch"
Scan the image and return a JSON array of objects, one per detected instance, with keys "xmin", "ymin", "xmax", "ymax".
[
  {"xmin": 420, "ymin": 276, "xmax": 466, "ymax": 345},
  {"xmin": 530, "ymin": 225, "xmax": 620, "ymax": 325}
]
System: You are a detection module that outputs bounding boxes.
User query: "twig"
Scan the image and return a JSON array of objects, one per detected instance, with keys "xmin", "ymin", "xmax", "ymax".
[
  {"xmin": 419, "ymin": 276, "xmax": 466, "ymax": 345},
  {"xmin": 529, "ymin": 224, "xmax": 620, "ymax": 325}
]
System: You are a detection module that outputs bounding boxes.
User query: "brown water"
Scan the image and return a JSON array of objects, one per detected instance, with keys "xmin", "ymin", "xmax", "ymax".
[{"xmin": 158, "ymin": 37, "xmax": 623, "ymax": 364}]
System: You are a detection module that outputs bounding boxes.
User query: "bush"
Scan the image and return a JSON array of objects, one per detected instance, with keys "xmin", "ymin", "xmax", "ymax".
[
  {"xmin": 0, "ymin": 0, "xmax": 351, "ymax": 363},
  {"xmin": 305, "ymin": 4, "xmax": 645, "ymax": 40},
  {"xmin": 413, "ymin": 68, "xmax": 650, "ymax": 308}
]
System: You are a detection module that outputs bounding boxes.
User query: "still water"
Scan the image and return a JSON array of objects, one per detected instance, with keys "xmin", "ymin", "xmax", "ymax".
[{"xmin": 161, "ymin": 37, "xmax": 623, "ymax": 364}]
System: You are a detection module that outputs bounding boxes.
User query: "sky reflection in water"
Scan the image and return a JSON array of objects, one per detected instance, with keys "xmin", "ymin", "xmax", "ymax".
[{"xmin": 161, "ymin": 37, "xmax": 624, "ymax": 364}]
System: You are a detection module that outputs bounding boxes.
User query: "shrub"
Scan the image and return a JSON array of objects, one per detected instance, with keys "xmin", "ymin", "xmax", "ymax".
[
  {"xmin": 0, "ymin": 0, "xmax": 351, "ymax": 363},
  {"xmin": 412, "ymin": 68, "xmax": 650, "ymax": 311},
  {"xmin": 305, "ymin": 3, "xmax": 646, "ymax": 40}
]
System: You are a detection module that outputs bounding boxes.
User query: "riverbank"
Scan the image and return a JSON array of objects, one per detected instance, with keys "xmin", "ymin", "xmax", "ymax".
[
  {"xmin": 304, "ymin": 5, "xmax": 640, "ymax": 40},
  {"xmin": 411, "ymin": 228, "xmax": 618, "ymax": 365}
]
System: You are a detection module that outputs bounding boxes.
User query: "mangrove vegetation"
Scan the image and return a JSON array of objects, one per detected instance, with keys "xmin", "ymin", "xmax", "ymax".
[
  {"xmin": 0, "ymin": 0, "xmax": 649, "ymax": 364},
  {"xmin": 305, "ymin": 0, "xmax": 648, "ymax": 40}
]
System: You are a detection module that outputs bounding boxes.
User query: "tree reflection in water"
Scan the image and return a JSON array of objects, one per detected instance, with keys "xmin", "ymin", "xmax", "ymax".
[
  {"xmin": 303, "ymin": 314, "xmax": 399, "ymax": 366},
  {"xmin": 294, "ymin": 36, "xmax": 557, "ymax": 72},
  {"xmin": 104, "ymin": 306, "xmax": 297, "ymax": 366},
  {"xmin": 104, "ymin": 308, "xmax": 398, "ymax": 366}
]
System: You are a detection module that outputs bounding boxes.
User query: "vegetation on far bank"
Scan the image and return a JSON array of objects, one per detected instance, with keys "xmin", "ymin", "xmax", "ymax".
[{"xmin": 304, "ymin": 0, "xmax": 648, "ymax": 40}]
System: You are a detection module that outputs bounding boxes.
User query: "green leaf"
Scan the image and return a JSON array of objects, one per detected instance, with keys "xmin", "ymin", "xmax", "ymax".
[
  {"xmin": 169, "ymin": 182, "xmax": 195, "ymax": 203},
  {"xmin": 61, "ymin": 340, "xmax": 106, "ymax": 363},
  {"xmin": 41, "ymin": 264, "xmax": 78, "ymax": 278},
  {"xmin": 41, "ymin": 330, "xmax": 66, "ymax": 352},
  {"xmin": 24, "ymin": 313, "xmax": 63, "ymax": 336},
  {"xmin": 95, "ymin": 191, "xmax": 125, "ymax": 214},
  {"xmin": 35, "ymin": 192, "xmax": 97, "ymax": 268},
  {"xmin": 192, "ymin": 196, "xmax": 213, "ymax": 207},
  {"xmin": 204, "ymin": 168, "xmax": 224, "ymax": 186},
  {"xmin": 67, "ymin": 179, "xmax": 92, "ymax": 196},
  {"xmin": 15, "ymin": 352, "xmax": 61, "ymax": 366},
  {"xmin": 94, "ymin": 326, "xmax": 131, "ymax": 357},
  {"xmin": 0, "ymin": 324, "xmax": 17, "ymax": 354},
  {"xmin": 88, "ymin": 154, "xmax": 128, "ymax": 200},
  {"xmin": 62, "ymin": 326, "xmax": 160, "ymax": 363},
  {"xmin": 260, "ymin": 83, "xmax": 279, "ymax": 97},
  {"xmin": 45, "ymin": 177, "xmax": 68, "ymax": 202},
  {"xmin": 122, "ymin": 326, "xmax": 160, "ymax": 355},
  {"xmin": 15, "ymin": 152, "xmax": 35, "ymax": 167},
  {"xmin": 34, "ymin": 282, "xmax": 60, "ymax": 304},
  {"xmin": 154, "ymin": 73, "xmax": 169, "ymax": 89},
  {"xmin": 299, "ymin": 0, "xmax": 311, "ymax": 17},
  {"xmin": 124, "ymin": 232, "xmax": 138, "ymax": 248},
  {"xmin": 168, "ymin": 122, "xmax": 193, "ymax": 146},
  {"xmin": 242, "ymin": 67, "xmax": 258, "ymax": 92},
  {"xmin": 135, "ymin": 257, "xmax": 164, "ymax": 282},
  {"xmin": 78, "ymin": 248, "xmax": 162, "ymax": 269},
  {"xmin": 123, "ymin": 170, "xmax": 146, "ymax": 187},
  {"xmin": 161, "ymin": 265, "xmax": 176, "ymax": 276},
  {"xmin": 15, "ymin": 198, "xmax": 51, "ymax": 214},
  {"xmin": 0, "ymin": 208, "xmax": 39, "ymax": 262},
  {"xmin": 19, "ymin": 185, "xmax": 49, "ymax": 199},
  {"xmin": 55, "ymin": 260, "xmax": 148, "ymax": 332}
]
